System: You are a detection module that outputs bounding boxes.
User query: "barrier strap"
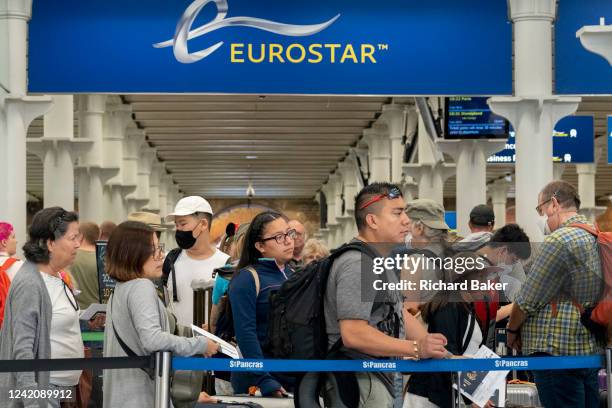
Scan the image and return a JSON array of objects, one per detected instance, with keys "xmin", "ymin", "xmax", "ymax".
[
  {"xmin": 0, "ymin": 356, "xmax": 154, "ymax": 373},
  {"xmin": 172, "ymin": 355, "xmax": 604, "ymax": 373}
]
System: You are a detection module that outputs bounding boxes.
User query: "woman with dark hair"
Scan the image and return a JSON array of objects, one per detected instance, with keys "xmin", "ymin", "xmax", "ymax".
[
  {"xmin": 0, "ymin": 207, "xmax": 82, "ymax": 408},
  {"xmin": 229, "ymin": 211, "xmax": 296, "ymax": 397},
  {"xmin": 103, "ymin": 221, "xmax": 219, "ymax": 408},
  {"xmin": 404, "ymin": 253, "xmax": 493, "ymax": 408}
]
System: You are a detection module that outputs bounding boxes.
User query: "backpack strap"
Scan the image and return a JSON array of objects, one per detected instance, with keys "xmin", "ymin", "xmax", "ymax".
[
  {"xmin": 461, "ymin": 308, "xmax": 477, "ymax": 355},
  {"xmin": 162, "ymin": 248, "xmax": 182, "ymax": 302},
  {"xmin": 0, "ymin": 258, "xmax": 18, "ymax": 275},
  {"xmin": 245, "ymin": 266, "xmax": 260, "ymax": 296},
  {"xmin": 550, "ymin": 223, "xmax": 598, "ymax": 317}
]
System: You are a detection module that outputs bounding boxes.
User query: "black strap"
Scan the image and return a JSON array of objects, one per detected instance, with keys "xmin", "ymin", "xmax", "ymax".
[{"xmin": 171, "ymin": 261, "xmax": 178, "ymax": 302}]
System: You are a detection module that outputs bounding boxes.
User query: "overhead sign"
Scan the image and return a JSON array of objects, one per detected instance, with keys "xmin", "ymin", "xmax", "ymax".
[
  {"xmin": 28, "ymin": 0, "xmax": 512, "ymax": 94},
  {"xmin": 488, "ymin": 116, "xmax": 595, "ymax": 164},
  {"xmin": 444, "ymin": 97, "xmax": 509, "ymax": 139},
  {"xmin": 556, "ymin": 0, "xmax": 612, "ymax": 94}
]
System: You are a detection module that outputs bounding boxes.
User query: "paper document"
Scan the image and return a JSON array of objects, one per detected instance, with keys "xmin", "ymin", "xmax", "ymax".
[
  {"xmin": 191, "ymin": 325, "xmax": 240, "ymax": 359},
  {"xmin": 456, "ymin": 345, "xmax": 508, "ymax": 408},
  {"xmin": 79, "ymin": 303, "xmax": 106, "ymax": 321}
]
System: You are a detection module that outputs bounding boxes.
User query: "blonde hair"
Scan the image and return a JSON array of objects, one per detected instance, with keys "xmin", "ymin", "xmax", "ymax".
[{"xmin": 302, "ymin": 239, "xmax": 330, "ymax": 264}]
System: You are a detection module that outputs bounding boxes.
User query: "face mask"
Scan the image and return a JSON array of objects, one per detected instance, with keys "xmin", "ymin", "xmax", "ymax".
[
  {"xmin": 175, "ymin": 229, "xmax": 197, "ymax": 250},
  {"xmin": 537, "ymin": 216, "xmax": 551, "ymax": 236}
]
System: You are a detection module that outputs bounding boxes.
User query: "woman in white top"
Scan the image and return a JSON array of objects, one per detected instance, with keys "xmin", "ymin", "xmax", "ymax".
[{"xmin": 0, "ymin": 207, "xmax": 83, "ymax": 408}]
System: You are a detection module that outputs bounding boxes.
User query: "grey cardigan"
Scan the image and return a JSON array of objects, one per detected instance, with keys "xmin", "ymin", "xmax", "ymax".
[
  {"xmin": 103, "ymin": 278, "xmax": 207, "ymax": 408},
  {"xmin": 0, "ymin": 261, "xmax": 53, "ymax": 408}
]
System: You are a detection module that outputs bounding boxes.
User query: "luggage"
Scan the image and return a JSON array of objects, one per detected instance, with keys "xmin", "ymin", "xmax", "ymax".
[{"xmin": 506, "ymin": 382, "xmax": 542, "ymax": 407}]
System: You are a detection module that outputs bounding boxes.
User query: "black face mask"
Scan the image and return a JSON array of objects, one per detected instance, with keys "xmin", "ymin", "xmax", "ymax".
[{"xmin": 175, "ymin": 229, "xmax": 197, "ymax": 250}]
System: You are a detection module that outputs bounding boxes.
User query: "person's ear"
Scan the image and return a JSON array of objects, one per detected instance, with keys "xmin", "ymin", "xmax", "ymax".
[
  {"xmin": 254, "ymin": 241, "xmax": 265, "ymax": 254},
  {"xmin": 365, "ymin": 213, "xmax": 378, "ymax": 230},
  {"xmin": 0, "ymin": 239, "xmax": 6, "ymax": 248}
]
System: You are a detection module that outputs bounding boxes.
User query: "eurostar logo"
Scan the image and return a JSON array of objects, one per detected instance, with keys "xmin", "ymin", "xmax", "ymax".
[{"xmin": 154, "ymin": 0, "xmax": 340, "ymax": 63}]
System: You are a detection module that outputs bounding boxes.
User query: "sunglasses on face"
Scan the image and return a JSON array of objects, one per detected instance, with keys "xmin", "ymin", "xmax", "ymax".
[
  {"xmin": 260, "ymin": 229, "xmax": 297, "ymax": 245},
  {"xmin": 359, "ymin": 187, "xmax": 402, "ymax": 210}
]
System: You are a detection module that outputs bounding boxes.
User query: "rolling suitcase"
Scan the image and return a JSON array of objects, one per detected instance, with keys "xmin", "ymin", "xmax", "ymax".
[{"xmin": 506, "ymin": 382, "xmax": 542, "ymax": 407}]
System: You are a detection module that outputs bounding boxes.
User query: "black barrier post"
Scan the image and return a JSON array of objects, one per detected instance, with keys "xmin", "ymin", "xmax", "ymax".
[
  {"xmin": 607, "ymin": 348, "xmax": 612, "ymax": 408},
  {"xmin": 154, "ymin": 351, "xmax": 172, "ymax": 408}
]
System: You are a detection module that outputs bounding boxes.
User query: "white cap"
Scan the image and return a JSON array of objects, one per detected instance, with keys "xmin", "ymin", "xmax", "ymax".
[{"xmin": 165, "ymin": 196, "xmax": 213, "ymax": 222}]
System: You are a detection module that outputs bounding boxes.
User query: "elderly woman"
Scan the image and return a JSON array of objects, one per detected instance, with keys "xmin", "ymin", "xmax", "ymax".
[
  {"xmin": 0, "ymin": 207, "xmax": 83, "ymax": 408},
  {"xmin": 300, "ymin": 238, "xmax": 330, "ymax": 266},
  {"xmin": 103, "ymin": 221, "xmax": 219, "ymax": 408}
]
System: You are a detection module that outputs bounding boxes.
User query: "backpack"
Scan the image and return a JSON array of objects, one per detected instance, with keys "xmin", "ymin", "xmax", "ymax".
[
  {"xmin": 264, "ymin": 241, "xmax": 378, "ymax": 360},
  {"xmin": 567, "ymin": 224, "xmax": 612, "ymax": 339}
]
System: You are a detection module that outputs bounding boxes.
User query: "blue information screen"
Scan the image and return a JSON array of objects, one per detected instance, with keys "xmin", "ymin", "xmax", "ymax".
[
  {"xmin": 608, "ymin": 116, "xmax": 612, "ymax": 164},
  {"xmin": 445, "ymin": 97, "xmax": 508, "ymax": 139},
  {"xmin": 445, "ymin": 211, "xmax": 457, "ymax": 230},
  {"xmin": 488, "ymin": 116, "xmax": 595, "ymax": 164}
]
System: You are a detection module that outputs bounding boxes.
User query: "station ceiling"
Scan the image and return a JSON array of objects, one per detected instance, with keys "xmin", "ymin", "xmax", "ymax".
[{"xmin": 25, "ymin": 95, "xmax": 612, "ymax": 205}]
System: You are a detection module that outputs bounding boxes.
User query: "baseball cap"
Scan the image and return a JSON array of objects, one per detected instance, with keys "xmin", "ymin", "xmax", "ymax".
[
  {"xmin": 469, "ymin": 204, "xmax": 495, "ymax": 227},
  {"xmin": 127, "ymin": 212, "xmax": 167, "ymax": 232},
  {"xmin": 405, "ymin": 199, "xmax": 450, "ymax": 230},
  {"xmin": 165, "ymin": 196, "xmax": 213, "ymax": 222}
]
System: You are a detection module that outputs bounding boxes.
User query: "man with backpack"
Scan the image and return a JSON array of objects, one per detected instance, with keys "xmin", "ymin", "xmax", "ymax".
[
  {"xmin": 322, "ymin": 183, "xmax": 449, "ymax": 407},
  {"xmin": 508, "ymin": 180, "xmax": 604, "ymax": 408},
  {"xmin": 163, "ymin": 196, "xmax": 229, "ymax": 327}
]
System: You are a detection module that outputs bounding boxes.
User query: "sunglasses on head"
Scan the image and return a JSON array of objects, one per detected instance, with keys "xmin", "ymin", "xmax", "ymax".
[{"xmin": 359, "ymin": 187, "xmax": 402, "ymax": 210}]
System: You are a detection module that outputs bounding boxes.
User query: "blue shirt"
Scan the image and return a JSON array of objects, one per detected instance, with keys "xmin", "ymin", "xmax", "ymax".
[{"xmin": 228, "ymin": 258, "xmax": 292, "ymax": 395}]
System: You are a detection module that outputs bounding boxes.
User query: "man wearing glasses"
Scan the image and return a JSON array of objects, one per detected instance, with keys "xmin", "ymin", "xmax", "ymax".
[
  {"xmin": 507, "ymin": 180, "xmax": 603, "ymax": 408},
  {"xmin": 287, "ymin": 219, "xmax": 307, "ymax": 269},
  {"xmin": 323, "ymin": 182, "xmax": 449, "ymax": 407}
]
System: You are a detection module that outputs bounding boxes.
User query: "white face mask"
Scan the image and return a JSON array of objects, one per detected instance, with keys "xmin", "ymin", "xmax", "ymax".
[{"xmin": 537, "ymin": 216, "xmax": 552, "ymax": 236}]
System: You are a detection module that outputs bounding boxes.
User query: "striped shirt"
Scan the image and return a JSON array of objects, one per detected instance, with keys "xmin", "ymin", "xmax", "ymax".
[{"xmin": 515, "ymin": 214, "xmax": 604, "ymax": 356}]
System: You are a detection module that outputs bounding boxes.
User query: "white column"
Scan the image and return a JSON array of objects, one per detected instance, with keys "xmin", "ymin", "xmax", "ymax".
[
  {"xmin": 123, "ymin": 127, "xmax": 146, "ymax": 216},
  {"xmin": 133, "ymin": 145, "xmax": 156, "ymax": 210},
  {"xmin": 363, "ymin": 123, "xmax": 391, "ymax": 183},
  {"xmin": 320, "ymin": 179, "xmax": 338, "ymax": 249},
  {"xmin": 27, "ymin": 95, "xmax": 90, "ymax": 211},
  {"xmin": 489, "ymin": 0, "xmax": 580, "ymax": 241},
  {"xmin": 76, "ymin": 95, "xmax": 115, "ymax": 223},
  {"xmin": 0, "ymin": 1, "xmax": 53, "ymax": 249},
  {"xmin": 103, "ymin": 102, "xmax": 133, "ymax": 222},
  {"xmin": 438, "ymin": 140, "xmax": 507, "ymax": 236},
  {"xmin": 576, "ymin": 163, "xmax": 596, "ymax": 208},
  {"xmin": 337, "ymin": 152, "xmax": 363, "ymax": 242},
  {"xmin": 488, "ymin": 179, "xmax": 511, "ymax": 228},
  {"xmin": 158, "ymin": 173, "xmax": 171, "ymax": 220},
  {"xmin": 143, "ymin": 162, "xmax": 163, "ymax": 212},
  {"xmin": 379, "ymin": 104, "xmax": 408, "ymax": 184}
]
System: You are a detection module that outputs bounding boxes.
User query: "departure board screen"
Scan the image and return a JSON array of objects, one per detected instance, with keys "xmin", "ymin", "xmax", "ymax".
[{"xmin": 444, "ymin": 97, "xmax": 509, "ymax": 139}]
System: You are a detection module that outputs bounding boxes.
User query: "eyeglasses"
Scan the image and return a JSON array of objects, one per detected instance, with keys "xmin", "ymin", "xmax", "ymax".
[
  {"xmin": 261, "ymin": 229, "xmax": 297, "ymax": 245},
  {"xmin": 535, "ymin": 191, "xmax": 559, "ymax": 216},
  {"xmin": 62, "ymin": 279, "xmax": 79, "ymax": 312},
  {"xmin": 359, "ymin": 187, "xmax": 402, "ymax": 210},
  {"xmin": 151, "ymin": 243, "xmax": 165, "ymax": 261}
]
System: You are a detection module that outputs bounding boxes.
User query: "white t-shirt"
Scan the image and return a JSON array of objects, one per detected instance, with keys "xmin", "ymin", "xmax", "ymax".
[
  {"xmin": 168, "ymin": 249, "xmax": 229, "ymax": 327},
  {"xmin": 41, "ymin": 272, "xmax": 84, "ymax": 386},
  {"xmin": 0, "ymin": 254, "xmax": 24, "ymax": 281}
]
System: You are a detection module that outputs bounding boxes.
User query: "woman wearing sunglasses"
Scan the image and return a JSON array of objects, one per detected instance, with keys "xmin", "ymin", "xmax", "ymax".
[
  {"xmin": 0, "ymin": 207, "xmax": 84, "ymax": 407},
  {"xmin": 229, "ymin": 211, "xmax": 296, "ymax": 397},
  {"xmin": 103, "ymin": 221, "xmax": 219, "ymax": 408}
]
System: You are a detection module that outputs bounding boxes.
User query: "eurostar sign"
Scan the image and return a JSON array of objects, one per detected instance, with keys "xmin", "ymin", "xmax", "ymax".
[{"xmin": 28, "ymin": 0, "xmax": 512, "ymax": 94}]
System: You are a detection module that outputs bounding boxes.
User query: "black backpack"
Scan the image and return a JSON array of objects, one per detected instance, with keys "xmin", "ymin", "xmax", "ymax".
[
  {"xmin": 162, "ymin": 248, "xmax": 182, "ymax": 302},
  {"xmin": 265, "ymin": 241, "xmax": 378, "ymax": 360}
]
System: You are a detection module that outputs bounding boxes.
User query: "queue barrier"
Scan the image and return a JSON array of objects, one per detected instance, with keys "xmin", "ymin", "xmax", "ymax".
[{"xmin": 1, "ymin": 351, "xmax": 611, "ymax": 408}]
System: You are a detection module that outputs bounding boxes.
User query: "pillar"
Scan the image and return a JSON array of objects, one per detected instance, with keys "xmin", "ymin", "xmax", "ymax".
[
  {"xmin": 321, "ymin": 179, "xmax": 338, "ymax": 249},
  {"xmin": 0, "ymin": 0, "xmax": 53, "ymax": 249},
  {"xmin": 143, "ymin": 161, "xmax": 163, "ymax": 212},
  {"xmin": 76, "ymin": 95, "xmax": 117, "ymax": 223},
  {"xmin": 362, "ymin": 123, "xmax": 391, "ymax": 183},
  {"xmin": 123, "ymin": 127, "xmax": 146, "ymax": 216},
  {"xmin": 489, "ymin": 0, "xmax": 580, "ymax": 241},
  {"xmin": 488, "ymin": 179, "xmax": 511, "ymax": 228},
  {"xmin": 438, "ymin": 139, "xmax": 507, "ymax": 236},
  {"xmin": 379, "ymin": 104, "xmax": 409, "ymax": 184},
  {"xmin": 133, "ymin": 145, "xmax": 156, "ymax": 210},
  {"xmin": 27, "ymin": 95, "xmax": 91, "ymax": 211},
  {"xmin": 102, "ymin": 102, "xmax": 133, "ymax": 222},
  {"xmin": 337, "ymin": 154, "xmax": 362, "ymax": 243}
]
